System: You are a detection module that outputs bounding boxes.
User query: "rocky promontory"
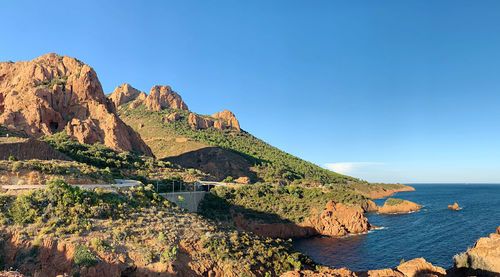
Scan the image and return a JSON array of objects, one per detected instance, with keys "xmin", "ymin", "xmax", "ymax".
[
  {"xmin": 0, "ymin": 54, "xmax": 152, "ymax": 155},
  {"xmin": 377, "ymin": 198, "xmax": 422, "ymax": 214},
  {"xmin": 233, "ymin": 200, "xmax": 372, "ymax": 238}
]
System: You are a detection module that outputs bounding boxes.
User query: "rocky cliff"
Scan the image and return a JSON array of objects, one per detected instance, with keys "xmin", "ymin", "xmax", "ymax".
[
  {"xmin": 109, "ymin": 83, "xmax": 146, "ymax": 108},
  {"xmin": 233, "ymin": 200, "xmax": 372, "ymax": 239},
  {"xmin": 451, "ymin": 225, "xmax": 500, "ymax": 275},
  {"xmin": 0, "ymin": 54, "xmax": 152, "ymax": 155}
]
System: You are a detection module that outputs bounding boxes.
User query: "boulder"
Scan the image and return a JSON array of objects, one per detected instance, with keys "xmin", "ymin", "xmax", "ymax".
[
  {"xmin": 234, "ymin": 176, "xmax": 251, "ymax": 184},
  {"xmin": 395, "ymin": 258, "xmax": 446, "ymax": 277},
  {"xmin": 0, "ymin": 53, "xmax": 152, "ymax": 155},
  {"xmin": 447, "ymin": 202, "xmax": 460, "ymax": 210}
]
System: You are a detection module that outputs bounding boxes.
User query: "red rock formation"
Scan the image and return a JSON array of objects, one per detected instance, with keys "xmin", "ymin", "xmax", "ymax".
[
  {"xmin": 377, "ymin": 199, "xmax": 422, "ymax": 214},
  {"xmin": 284, "ymin": 258, "xmax": 445, "ymax": 277},
  {"xmin": 453, "ymin": 225, "xmax": 500, "ymax": 274},
  {"xmin": 281, "ymin": 267, "xmax": 357, "ymax": 277},
  {"xmin": 212, "ymin": 110, "xmax": 240, "ymax": 131},
  {"xmin": 109, "ymin": 83, "xmax": 146, "ymax": 108},
  {"xmin": 188, "ymin": 113, "xmax": 214, "ymax": 130},
  {"xmin": 145, "ymin": 85, "xmax": 188, "ymax": 111},
  {"xmin": 304, "ymin": 200, "xmax": 371, "ymax": 237},
  {"xmin": 0, "ymin": 53, "xmax": 152, "ymax": 155},
  {"xmin": 187, "ymin": 110, "xmax": 241, "ymax": 131},
  {"xmin": 234, "ymin": 176, "xmax": 251, "ymax": 184},
  {"xmin": 233, "ymin": 200, "xmax": 371, "ymax": 239},
  {"xmin": 164, "ymin": 112, "xmax": 180, "ymax": 123},
  {"xmin": 447, "ymin": 202, "xmax": 460, "ymax": 210}
]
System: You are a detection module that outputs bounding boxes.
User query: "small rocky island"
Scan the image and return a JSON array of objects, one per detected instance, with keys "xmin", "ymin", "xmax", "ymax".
[
  {"xmin": 377, "ymin": 198, "xmax": 422, "ymax": 214},
  {"xmin": 447, "ymin": 202, "xmax": 461, "ymax": 210}
]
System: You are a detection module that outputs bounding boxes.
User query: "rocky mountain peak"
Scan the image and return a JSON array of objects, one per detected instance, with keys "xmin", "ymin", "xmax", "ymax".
[
  {"xmin": 145, "ymin": 85, "xmax": 188, "ymax": 111},
  {"xmin": 109, "ymin": 83, "xmax": 146, "ymax": 108},
  {"xmin": 0, "ymin": 53, "xmax": 153, "ymax": 155}
]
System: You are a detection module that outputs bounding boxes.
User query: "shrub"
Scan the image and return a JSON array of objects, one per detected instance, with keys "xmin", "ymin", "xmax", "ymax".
[
  {"xmin": 73, "ymin": 245, "xmax": 97, "ymax": 267},
  {"xmin": 91, "ymin": 238, "xmax": 109, "ymax": 252},
  {"xmin": 8, "ymin": 155, "xmax": 17, "ymax": 161},
  {"xmin": 385, "ymin": 198, "xmax": 404, "ymax": 206},
  {"xmin": 160, "ymin": 246, "xmax": 177, "ymax": 263},
  {"xmin": 222, "ymin": 176, "xmax": 234, "ymax": 183}
]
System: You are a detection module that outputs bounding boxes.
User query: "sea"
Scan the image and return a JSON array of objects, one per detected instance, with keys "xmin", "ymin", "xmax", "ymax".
[{"xmin": 292, "ymin": 184, "xmax": 500, "ymax": 271}]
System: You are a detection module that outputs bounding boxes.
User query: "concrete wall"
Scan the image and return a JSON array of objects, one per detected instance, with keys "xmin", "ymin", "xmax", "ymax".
[{"xmin": 160, "ymin": 191, "xmax": 207, "ymax": 212}]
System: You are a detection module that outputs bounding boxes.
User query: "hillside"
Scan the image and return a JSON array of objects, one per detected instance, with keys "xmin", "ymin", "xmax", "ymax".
[{"xmin": 113, "ymin": 85, "xmax": 358, "ymax": 185}]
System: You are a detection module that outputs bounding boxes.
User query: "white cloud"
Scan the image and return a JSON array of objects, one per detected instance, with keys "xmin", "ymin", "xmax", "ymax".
[{"xmin": 324, "ymin": 162, "xmax": 385, "ymax": 175}]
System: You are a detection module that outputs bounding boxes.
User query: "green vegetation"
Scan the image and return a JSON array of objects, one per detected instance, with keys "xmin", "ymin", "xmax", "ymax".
[
  {"xmin": 39, "ymin": 75, "xmax": 68, "ymax": 90},
  {"xmin": 200, "ymin": 183, "xmax": 369, "ymax": 223},
  {"xmin": 119, "ymin": 105, "xmax": 360, "ymax": 185},
  {"xmin": 385, "ymin": 198, "xmax": 405, "ymax": 206},
  {"xmin": 41, "ymin": 132, "xmax": 164, "ymax": 171},
  {"xmin": 1, "ymin": 160, "xmax": 114, "ymax": 183},
  {"xmin": 0, "ymin": 179, "xmax": 316, "ymax": 275},
  {"xmin": 74, "ymin": 245, "xmax": 97, "ymax": 267}
]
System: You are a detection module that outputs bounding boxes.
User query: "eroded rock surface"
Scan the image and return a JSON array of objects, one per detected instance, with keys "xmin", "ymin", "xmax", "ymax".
[{"xmin": 0, "ymin": 53, "xmax": 152, "ymax": 155}]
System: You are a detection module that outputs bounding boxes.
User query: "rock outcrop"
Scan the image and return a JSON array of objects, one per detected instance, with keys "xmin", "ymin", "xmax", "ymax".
[
  {"xmin": 233, "ymin": 200, "xmax": 372, "ymax": 239},
  {"xmin": 0, "ymin": 53, "xmax": 152, "ymax": 155},
  {"xmin": 452, "ymin": 225, "xmax": 500, "ymax": 274},
  {"xmin": 305, "ymin": 200, "xmax": 371, "ymax": 237},
  {"xmin": 377, "ymin": 199, "xmax": 422, "ymax": 214},
  {"xmin": 187, "ymin": 110, "xmax": 241, "ymax": 131},
  {"xmin": 110, "ymin": 84, "xmax": 188, "ymax": 112},
  {"xmin": 212, "ymin": 110, "xmax": 240, "ymax": 131},
  {"xmin": 447, "ymin": 203, "xmax": 460, "ymax": 210},
  {"xmin": 283, "ymin": 258, "xmax": 446, "ymax": 277},
  {"xmin": 109, "ymin": 83, "xmax": 146, "ymax": 108},
  {"xmin": 144, "ymin": 85, "xmax": 188, "ymax": 111},
  {"xmin": 188, "ymin": 113, "xmax": 214, "ymax": 130}
]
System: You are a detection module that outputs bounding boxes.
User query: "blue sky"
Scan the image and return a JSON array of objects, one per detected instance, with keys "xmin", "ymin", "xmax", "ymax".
[{"xmin": 2, "ymin": 1, "xmax": 500, "ymax": 183}]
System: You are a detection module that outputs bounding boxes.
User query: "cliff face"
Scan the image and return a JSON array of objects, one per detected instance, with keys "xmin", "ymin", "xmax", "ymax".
[
  {"xmin": 233, "ymin": 200, "xmax": 372, "ymax": 239},
  {"xmin": 109, "ymin": 83, "xmax": 146, "ymax": 108},
  {"xmin": 145, "ymin": 85, "xmax": 188, "ymax": 111},
  {"xmin": 0, "ymin": 54, "xmax": 152, "ymax": 155}
]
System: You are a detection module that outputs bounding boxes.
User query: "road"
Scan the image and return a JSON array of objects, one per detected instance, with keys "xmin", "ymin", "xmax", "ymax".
[{"xmin": 0, "ymin": 179, "xmax": 141, "ymax": 190}]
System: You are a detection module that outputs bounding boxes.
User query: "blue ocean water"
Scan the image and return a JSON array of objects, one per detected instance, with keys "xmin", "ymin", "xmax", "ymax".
[{"xmin": 293, "ymin": 184, "xmax": 500, "ymax": 271}]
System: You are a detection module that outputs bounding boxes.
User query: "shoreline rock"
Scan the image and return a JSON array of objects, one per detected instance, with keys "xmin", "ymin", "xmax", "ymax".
[
  {"xmin": 447, "ymin": 202, "xmax": 460, "ymax": 210},
  {"xmin": 282, "ymin": 258, "xmax": 446, "ymax": 277},
  {"xmin": 377, "ymin": 198, "xmax": 422, "ymax": 214},
  {"xmin": 450, "ymin": 225, "xmax": 500, "ymax": 275},
  {"xmin": 232, "ymin": 200, "xmax": 372, "ymax": 239}
]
